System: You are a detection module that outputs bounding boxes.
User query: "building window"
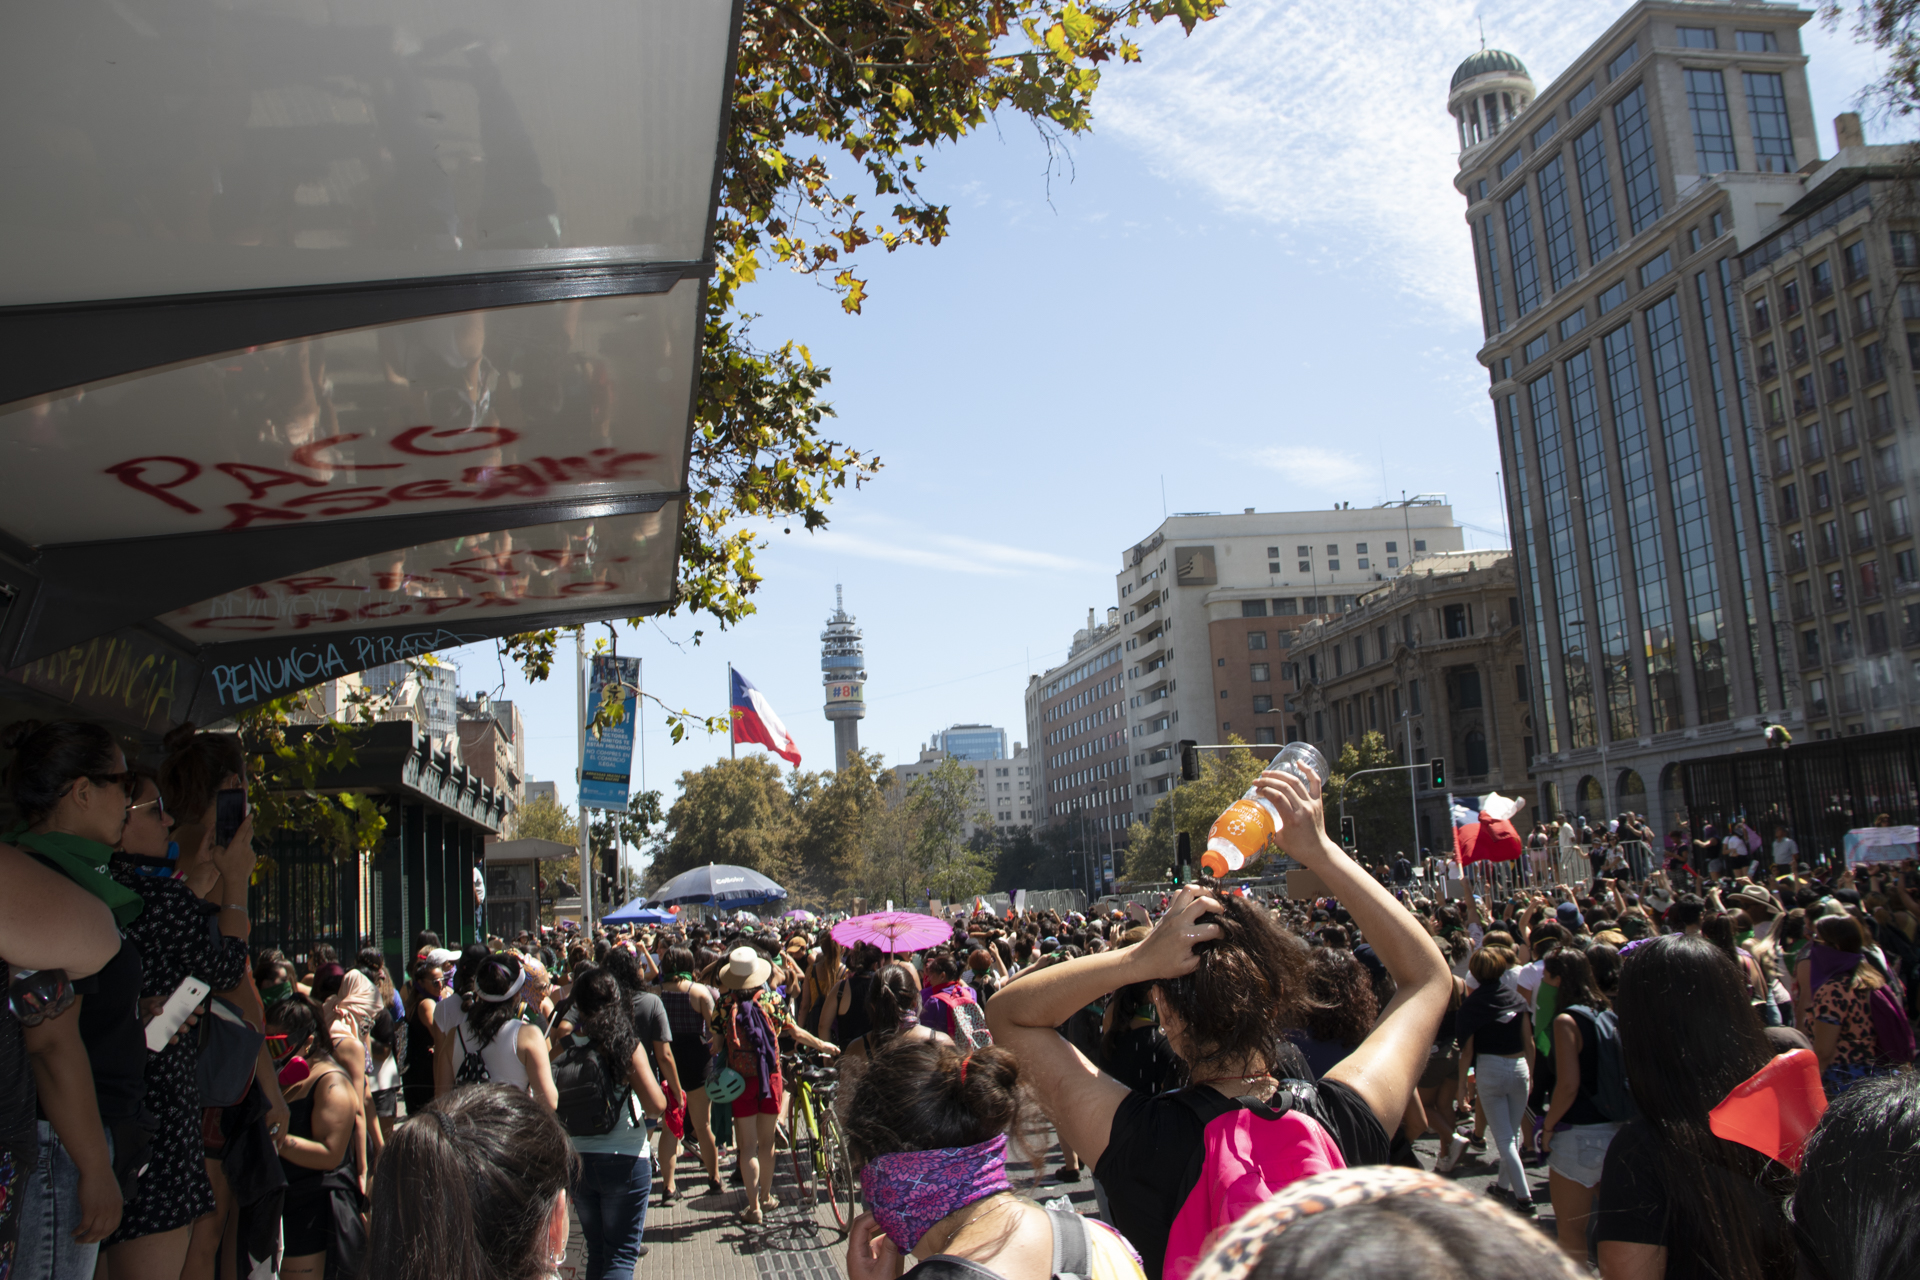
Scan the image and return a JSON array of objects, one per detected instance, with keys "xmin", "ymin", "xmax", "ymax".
[
  {"xmin": 1573, "ymin": 123, "xmax": 1619, "ymax": 263},
  {"xmin": 1640, "ymin": 250, "xmax": 1673, "ymax": 287},
  {"xmin": 1241, "ymin": 599, "xmax": 1268, "ymax": 617},
  {"xmin": 1268, "ymin": 561, "xmax": 1280, "ymax": 573},
  {"xmin": 1868, "ymin": 611, "xmax": 1891, "ymax": 654},
  {"xmin": 1358, "ymin": 558, "xmax": 1370, "ymax": 570},
  {"xmin": 1784, "ymin": 280, "xmax": 1802, "ymax": 317},
  {"xmin": 1753, "ymin": 293, "xmax": 1772, "ymax": 332},
  {"xmin": 1247, "ymin": 631, "xmax": 1268, "ymax": 651},
  {"xmin": 1333, "ymin": 646, "xmax": 1345, "ymax": 676},
  {"xmin": 1252, "ymin": 695, "xmax": 1274, "ymax": 713},
  {"xmin": 1314, "ymin": 711, "xmax": 1324, "ymax": 740},
  {"xmin": 1830, "ymin": 357, "xmax": 1850, "ymax": 400},
  {"xmin": 1523, "ymin": 332, "xmax": 1550, "ymax": 363},
  {"xmin": 1834, "ymin": 619, "xmax": 1858, "ymax": 659},
  {"xmin": 1677, "ymin": 26, "xmax": 1717, "ymax": 48},
  {"xmin": 1685, "ymin": 68, "xmax": 1739, "ymax": 174},
  {"xmin": 1615, "ymin": 85, "xmax": 1664, "ymax": 233},
  {"xmin": 1560, "ymin": 309, "xmax": 1588, "ymax": 340},
  {"xmin": 1387, "ymin": 556, "xmax": 1400, "ymax": 568},
  {"xmin": 1813, "ymin": 470, "xmax": 1832, "ymax": 510},
  {"xmin": 1516, "ymin": 663, "xmax": 1531, "ymax": 700},
  {"xmin": 1273, "ymin": 598, "xmax": 1298, "ymax": 615},
  {"xmin": 1499, "ymin": 150, "xmax": 1523, "ymax": 180},
  {"xmin": 1736, "ymin": 30, "xmax": 1779, "ymax": 52},
  {"xmin": 1537, "ymin": 156, "xmax": 1580, "ymax": 291},
  {"xmin": 1354, "ymin": 636, "xmax": 1367, "ymax": 665},
  {"xmin": 1607, "ymin": 41, "xmax": 1638, "ymax": 81},
  {"xmin": 1296, "ymin": 545, "xmax": 1310, "ymax": 557},
  {"xmin": 1414, "ymin": 540, "xmax": 1428, "ymax": 551},
  {"xmin": 1894, "ymin": 230, "xmax": 1919, "ymax": 268},
  {"xmin": 1326, "ymin": 544, "xmax": 1339, "ymax": 556},
  {"xmin": 1250, "ymin": 663, "xmax": 1270, "ymax": 682},
  {"xmin": 1803, "ymin": 628, "xmax": 1822, "ymax": 663},
  {"xmin": 1328, "ymin": 560, "xmax": 1341, "ymax": 571},
  {"xmin": 1780, "ymin": 482, "xmax": 1800, "ymax": 520},
  {"xmin": 1745, "ymin": 71, "xmax": 1796, "ymax": 173},
  {"xmin": 1298, "ymin": 560, "xmax": 1312, "ymax": 572},
  {"xmin": 1532, "ymin": 116, "xmax": 1559, "ymax": 148},
  {"xmin": 1409, "ymin": 678, "xmax": 1423, "ymax": 714},
  {"xmin": 1444, "ymin": 604, "xmax": 1470, "ymax": 638},
  {"xmin": 1812, "ymin": 259, "xmax": 1834, "ymax": 299}
]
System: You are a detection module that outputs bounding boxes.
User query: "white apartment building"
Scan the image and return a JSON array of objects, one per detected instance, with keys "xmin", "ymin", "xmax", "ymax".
[
  {"xmin": 1117, "ymin": 505, "xmax": 1465, "ymax": 816},
  {"xmin": 892, "ymin": 739, "xmax": 1033, "ymax": 840}
]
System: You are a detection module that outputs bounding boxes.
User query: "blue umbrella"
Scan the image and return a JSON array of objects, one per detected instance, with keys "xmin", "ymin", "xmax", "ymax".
[
  {"xmin": 602, "ymin": 898, "xmax": 679, "ymax": 925},
  {"xmin": 645, "ymin": 863, "xmax": 788, "ymax": 908}
]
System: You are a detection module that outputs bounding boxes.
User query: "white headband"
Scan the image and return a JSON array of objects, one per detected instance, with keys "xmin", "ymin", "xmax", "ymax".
[{"xmin": 478, "ymin": 967, "xmax": 528, "ymax": 1003}]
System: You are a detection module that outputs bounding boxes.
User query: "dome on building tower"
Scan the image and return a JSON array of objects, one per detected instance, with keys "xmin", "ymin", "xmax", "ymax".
[{"xmin": 1450, "ymin": 48, "xmax": 1529, "ymax": 91}]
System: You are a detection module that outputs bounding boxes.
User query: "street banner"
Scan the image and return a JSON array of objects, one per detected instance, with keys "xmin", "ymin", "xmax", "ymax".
[
  {"xmin": 1843, "ymin": 825, "xmax": 1919, "ymax": 867},
  {"xmin": 582, "ymin": 654, "xmax": 641, "ymax": 811}
]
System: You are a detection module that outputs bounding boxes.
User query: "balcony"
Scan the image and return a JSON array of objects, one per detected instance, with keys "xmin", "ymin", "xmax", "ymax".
[
  {"xmin": 1817, "ymin": 538, "xmax": 1843, "ymax": 565},
  {"xmin": 1861, "ymin": 577, "xmax": 1884, "ymax": 603},
  {"xmin": 1852, "ymin": 529, "xmax": 1877, "ymax": 553},
  {"xmin": 1825, "ymin": 591, "xmax": 1851, "ymax": 614},
  {"xmin": 1759, "ymin": 356, "xmax": 1780, "ymax": 381},
  {"xmin": 1773, "ymin": 453, "xmax": 1797, "ymax": 478},
  {"xmin": 1787, "ymin": 544, "xmax": 1810, "ymax": 571},
  {"xmin": 1842, "ymin": 473, "xmax": 1867, "ymax": 502},
  {"xmin": 1868, "ymin": 402, "xmax": 1896, "ymax": 439},
  {"xmin": 1791, "ymin": 596, "xmax": 1815, "ymax": 621},
  {"xmin": 1836, "ymin": 416, "xmax": 1860, "ymax": 451}
]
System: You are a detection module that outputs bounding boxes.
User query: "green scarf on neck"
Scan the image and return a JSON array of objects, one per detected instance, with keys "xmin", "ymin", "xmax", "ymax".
[{"xmin": 9, "ymin": 826, "xmax": 143, "ymax": 926}]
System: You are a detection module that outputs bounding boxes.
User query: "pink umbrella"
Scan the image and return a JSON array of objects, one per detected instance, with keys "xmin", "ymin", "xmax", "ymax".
[{"xmin": 831, "ymin": 911, "xmax": 951, "ymax": 955}]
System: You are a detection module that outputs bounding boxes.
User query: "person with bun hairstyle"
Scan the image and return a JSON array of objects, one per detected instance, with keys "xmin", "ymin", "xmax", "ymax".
[
  {"xmin": 7, "ymin": 720, "xmax": 143, "ymax": 1280},
  {"xmin": 987, "ymin": 764, "xmax": 1450, "ymax": 1280},
  {"xmin": 843, "ymin": 1039, "xmax": 1144, "ymax": 1280},
  {"xmin": 1183, "ymin": 1166, "xmax": 1586, "ymax": 1280},
  {"xmin": 363, "ymin": 1085, "xmax": 575, "ymax": 1280},
  {"xmin": 841, "ymin": 962, "xmax": 955, "ymax": 1065}
]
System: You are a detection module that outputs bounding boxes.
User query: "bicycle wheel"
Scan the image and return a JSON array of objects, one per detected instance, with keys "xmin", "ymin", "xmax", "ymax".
[
  {"xmin": 818, "ymin": 1107, "xmax": 857, "ymax": 1228},
  {"xmin": 784, "ymin": 1087, "xmax": 815, "ymax": 1203}
]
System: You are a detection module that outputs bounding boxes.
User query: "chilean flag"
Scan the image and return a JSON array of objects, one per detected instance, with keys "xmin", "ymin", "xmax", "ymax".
[{"xmin": 730, "ymin": 669, "xmax": 802, "ymax": 766}]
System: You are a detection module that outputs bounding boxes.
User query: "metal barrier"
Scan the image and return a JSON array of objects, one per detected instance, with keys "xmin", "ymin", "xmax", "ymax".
[{"xmin": 1682, "ymin": 726, "xmax": 1920, "ymax": 858}]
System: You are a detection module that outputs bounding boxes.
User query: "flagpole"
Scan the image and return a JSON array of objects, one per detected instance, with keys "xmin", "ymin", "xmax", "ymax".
[{"xmin": 728, "ymin": 663, "xmax": 736, "ymax": 760}]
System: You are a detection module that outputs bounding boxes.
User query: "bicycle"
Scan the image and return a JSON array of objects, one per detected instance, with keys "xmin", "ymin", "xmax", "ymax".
[{"xmin": 782, "ymin": 1047, "xmax": 858, "ymax": 1227}]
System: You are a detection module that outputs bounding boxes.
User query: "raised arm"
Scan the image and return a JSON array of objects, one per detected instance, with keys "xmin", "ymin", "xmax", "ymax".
[
  {"xmin": 1252, "ymin": 768, "xmax": 1452, "ymax": 1131},
  {"xmin": 985, "ymin": 895, "xmax": 1213, "ymax": 1171}
]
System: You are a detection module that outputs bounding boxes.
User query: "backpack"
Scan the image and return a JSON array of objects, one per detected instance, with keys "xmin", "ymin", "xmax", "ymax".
[
  {"xmin": 550, "ymin": 1038, "xmax": 632, "ymax": 1136},
  {"xmin": 452, "ymin": 1025, "xmax": 490, "ymax": 1086},
  {"xmin": 720, "ymin": 999, "xmax": 769, "ymax": 1079},
  {"xmin": 1868, "ymin": 985, "xmax": 1917, "ymax": 1065},
  {"xmin": 928, "ymin": 989, "xmax": 993, "ymax": 1050},
  {"xmin": 1163, "ymin": 1088, "xmax": 1346, "ymax": 1280},
  {"xmin": 1566, "ymin": 1005, "xmax": 1637, "ymax": 1123}
]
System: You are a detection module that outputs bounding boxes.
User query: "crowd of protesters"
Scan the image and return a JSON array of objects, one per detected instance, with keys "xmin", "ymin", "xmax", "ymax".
[{"xmin": 4, "ymin": 718, "xmax": 1918, "ymax": 1280}]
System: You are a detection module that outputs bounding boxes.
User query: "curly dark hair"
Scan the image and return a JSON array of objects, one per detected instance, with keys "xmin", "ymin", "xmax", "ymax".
[
  {"xmin": 1153, "ymin": 894, "xmax": 1314, "ymax": 1072},
  {"xmin": 1300, "ymin": 947, "xmax": 1378, "ymax": 1049},
  {"xmin": 842, "ymin": 1039, "xmax": 1039, "ymax": 1173}
]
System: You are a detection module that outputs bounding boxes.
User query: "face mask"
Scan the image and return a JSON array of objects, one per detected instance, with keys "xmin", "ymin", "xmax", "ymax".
[
  {"xmin": 859, "ymin": 1134, "xmax": 1010, "ymax": 1254},
  {"xmin": 260, "ymin": 980, "xmax": 295, "ymax": 1006}
]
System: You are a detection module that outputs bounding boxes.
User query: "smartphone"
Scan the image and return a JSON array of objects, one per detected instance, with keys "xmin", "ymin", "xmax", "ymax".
[
  {"xmin": 215, "ymin": 788, "xmax": 248, "ymax": 848},
  {"xmin": 145, "ymin": 975, "xmax": 211, "ymax": 1052}
]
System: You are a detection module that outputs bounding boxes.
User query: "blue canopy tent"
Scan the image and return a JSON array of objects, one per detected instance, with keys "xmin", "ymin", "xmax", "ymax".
[
  {"xmin": 601, "ymin": 899, "xmax": 678, "ymax": 925},
  {"xmin": 646, "ymin": 863, "xmax": 787, "ymax": 909}
]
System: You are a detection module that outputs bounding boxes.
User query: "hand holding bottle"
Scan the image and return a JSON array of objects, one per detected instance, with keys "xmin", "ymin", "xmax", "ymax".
[{"xmin": 1252, "ymin": 766, "xmax": 1337, "ymax": 867}]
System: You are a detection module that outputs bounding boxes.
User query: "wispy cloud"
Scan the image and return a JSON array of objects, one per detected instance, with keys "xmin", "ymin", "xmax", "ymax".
[
  {"xmin": 1247, "ymin": 444, "xmax": 1374, "ymax": 492},
  {"xmin": 1099, "ymin": 0, "xmax": 1636, "ymax": 325},
  {"xmin": 796, "ymin": 522, "xmax": 1109, "ymax": 576}
]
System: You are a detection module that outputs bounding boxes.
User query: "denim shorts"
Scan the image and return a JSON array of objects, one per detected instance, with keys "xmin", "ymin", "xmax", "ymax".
[{"xmin": 1546, "ymin": 1122, "xmax": 1620, "ymax": 1188}]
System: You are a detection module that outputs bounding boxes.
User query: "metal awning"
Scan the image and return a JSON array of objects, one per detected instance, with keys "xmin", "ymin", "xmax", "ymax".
[{"xmin": 0, "ymin": 0, "xmax": 740, "ymax": 727}]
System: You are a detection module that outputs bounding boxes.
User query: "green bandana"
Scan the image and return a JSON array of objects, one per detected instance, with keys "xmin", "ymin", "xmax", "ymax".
[
  {"xmin": 9, "ymin": 826, "xmax": 143, "ymax": 925},
  {"xmin": 260, "ymin": 980, "xmax": 295, "ymax": 1006}
]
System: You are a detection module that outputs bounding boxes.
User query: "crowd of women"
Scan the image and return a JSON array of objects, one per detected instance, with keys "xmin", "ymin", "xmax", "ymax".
[{"xmin": 4, "ymin": 718, "xmax": 1918, "ymax": 1280}]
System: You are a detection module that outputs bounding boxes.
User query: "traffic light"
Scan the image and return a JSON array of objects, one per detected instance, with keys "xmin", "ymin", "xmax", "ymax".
[
  {"xmin": 1429, "ymin": 757, "xmax": 1446, "ymax": 790},
  {"xmin": 1179, "ymin": 739, "xmax": 1200, "ymax": 781},
  {"xmin": 1339, "ymin": 814, "xmax": 1357, "ymax": 849},
  {"xmin": 1175, "ymin": 832, "xmax": 1192, "ymax": 884}
]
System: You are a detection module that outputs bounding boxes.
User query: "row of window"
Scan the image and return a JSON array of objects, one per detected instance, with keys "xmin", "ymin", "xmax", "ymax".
[
  {"xmin": 1040, "ymin": 647, "xmax": 1120, "ymax": 701},
  {"xmin": 1044, "ymin": 697, "xmax": 1121, "ymax": 747},
  {"xmin": 1239, "ymin": 595, "xmax": 1356, "ymax": 618},
  {"xmin": 1777, "ymin": 438, "xmax": 1902, "ymax": 519},
  {"xmin": 1781, "ymin": 498, "xmax": 1911, "ymax": 566},
  {"xmin": 1787, "ymin": 546, "xmax": 1914, "ymax": 615},
  {"xmin": 1800, "ymin": 608, "xmax": 1916, "ymax": 665}
]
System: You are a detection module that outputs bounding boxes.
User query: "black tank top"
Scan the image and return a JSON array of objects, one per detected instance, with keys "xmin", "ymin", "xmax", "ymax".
[
  {"xmin": 280, "ymin": 1069, "xmax": 355, "ymax": 1190},
  {"xmin": 660, "ymin": 987, "xmax": 707, "ymax": 1040},
  {"xmin": 834, "ymin": 971, "xmax": 877, "ymax": 1047},
  {"xmin": 402, "ymin": 1001, "xmax": 435, "ymax": 1090}
]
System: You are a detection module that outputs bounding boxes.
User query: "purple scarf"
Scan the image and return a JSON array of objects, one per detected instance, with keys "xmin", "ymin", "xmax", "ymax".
[
  {"xmin": 859, "ymin": 1133, "xmax": 1011, "ymax": 1254},
  {"xmin": 1807, "ymin": 942, "xmax": 1861, "ymax": 995}
]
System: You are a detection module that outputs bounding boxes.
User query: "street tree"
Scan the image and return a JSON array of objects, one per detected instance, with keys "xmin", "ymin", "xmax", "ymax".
[
  {"xmin": 1323, "ymin": 732, "xmax": 1418, "ymax": 862},
  {"xmin": 792, "ymin": 748, "xmax": 887, "ymax": 898},
  {"xmin": 651, "ymin": 755, "xmax": 801, "ymax": 886}
]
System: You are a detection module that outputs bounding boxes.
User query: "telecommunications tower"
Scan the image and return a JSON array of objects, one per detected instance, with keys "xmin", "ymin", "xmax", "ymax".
[{"xmin": 821, "ymin": 585, "xmax": 866, "ymax": 770}]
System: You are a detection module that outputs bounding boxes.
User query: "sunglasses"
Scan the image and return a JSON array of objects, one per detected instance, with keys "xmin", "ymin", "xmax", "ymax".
[
  {"xmin": 57, "ymin": 770, "xmax": 137, "ymax": 801},
  {"xmin": 9, "ymin": 968, "xmax": 77, "ymax": 1027},
  {"xmin": 127, "ymin": 796, "xmax": 167, "ymax": 818}
]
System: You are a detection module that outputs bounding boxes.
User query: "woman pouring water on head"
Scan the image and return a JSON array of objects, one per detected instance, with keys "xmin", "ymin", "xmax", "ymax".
[{"xmin": 987, "ymin": 748, "xmax": 1451, "ymax": 1280}]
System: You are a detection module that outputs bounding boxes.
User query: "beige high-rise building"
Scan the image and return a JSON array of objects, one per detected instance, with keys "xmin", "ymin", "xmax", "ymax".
[{"xmin": 1115, "ymin": 506, "xmax": 1465, "ymax": 819}]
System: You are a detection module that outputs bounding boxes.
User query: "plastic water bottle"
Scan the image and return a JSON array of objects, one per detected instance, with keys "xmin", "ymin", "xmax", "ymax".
[{"xmin": 1202, "ymin": 742, "xmax": 1332, "ymax": 876}]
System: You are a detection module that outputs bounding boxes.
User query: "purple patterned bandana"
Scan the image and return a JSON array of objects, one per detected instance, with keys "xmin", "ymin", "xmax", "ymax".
[{"xmin": 859, "ymin": 1134, "xmax": 1011, "ymax": 1254}]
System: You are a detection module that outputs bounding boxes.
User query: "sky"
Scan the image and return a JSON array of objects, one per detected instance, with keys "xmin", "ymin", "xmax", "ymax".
[{"xmin": 440, "ymin": 0, "xmax": 1909, "ymax": 874}]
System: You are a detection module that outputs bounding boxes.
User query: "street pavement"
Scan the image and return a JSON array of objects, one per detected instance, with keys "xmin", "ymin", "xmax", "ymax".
[{"xmin": 562, "ymin": 1124, "xmax": 1562, "ymax": 1280}]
